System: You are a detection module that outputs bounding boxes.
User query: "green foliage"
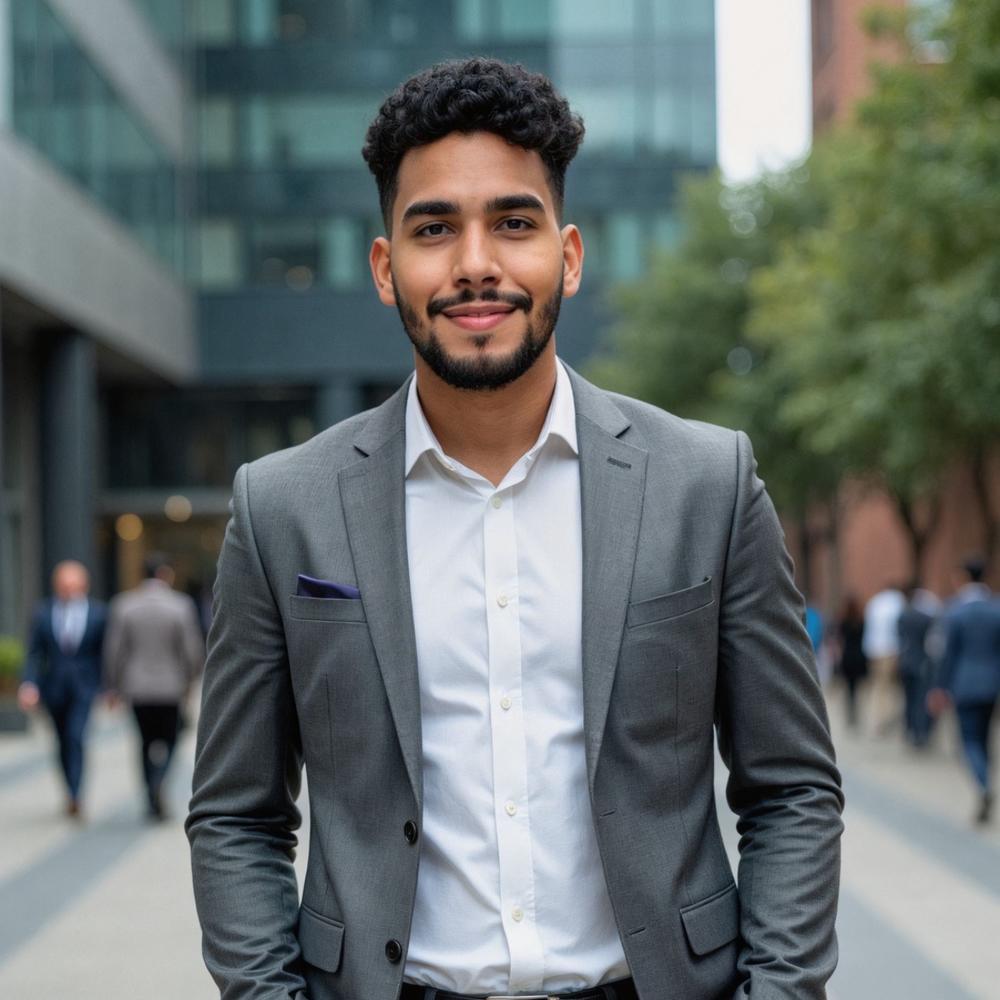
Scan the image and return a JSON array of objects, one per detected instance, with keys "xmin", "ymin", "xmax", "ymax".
[
  {"xmin": 590, "ymin": 0, "xmax": 1000, "ymax": 568},
  {"xmin": 0, "ymin": 636, "xmax": 25, "ymax": 680}
]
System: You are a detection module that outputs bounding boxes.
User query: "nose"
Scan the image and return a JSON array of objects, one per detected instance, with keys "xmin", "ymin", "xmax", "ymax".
[{"xmin": 452, "ymin": 224, "xmax": 500, "ymax": 289}]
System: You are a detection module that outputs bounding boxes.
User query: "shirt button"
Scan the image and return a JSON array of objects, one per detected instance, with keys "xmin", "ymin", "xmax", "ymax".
[
  {"xmin": 504, "ymin": 800, "xmax": 517, "ymax": 816},
  {"xmin": 491, "ymin": 495, "xmax": 503, "ymax": 509},
  {"xmin": 512, "ymin": 906, "xmax": 524, "ymax": 922},
  {"xmin": 500, "ymin": 695, "xmax": 512, "ymax": 711},
  {"xmin": 385, "ymin": 939, "xmax": 403, "ymax": 963},
  {"xmin": 497, "ymin": 593, "xmax": 509, "ymax": 608},
  {"xmin": 403, "ymin": 820, "xmax": 418, "ymax": 844}
]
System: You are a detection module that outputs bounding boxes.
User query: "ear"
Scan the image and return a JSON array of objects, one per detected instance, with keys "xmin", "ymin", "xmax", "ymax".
[
  {"xmin": 369, "ymin": 236, "xmax": 396, "ymax": 306},
  {"xmin": 560, "ymin": 224, "xmax": 584, "ymax": 299}
]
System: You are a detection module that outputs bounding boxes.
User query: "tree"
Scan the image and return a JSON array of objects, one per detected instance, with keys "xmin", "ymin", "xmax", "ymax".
[
  {"xmin": 588, "ymin": 160, "xmax": 842, "ymax": 596},
  {"xmin": 749, "ymin": 0, "xmax": 1000, "ymax": 573}
]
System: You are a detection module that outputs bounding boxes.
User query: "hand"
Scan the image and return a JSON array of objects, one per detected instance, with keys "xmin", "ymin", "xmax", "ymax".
[
  {"xmin": 17, "ymin": 682, "xmax": 40, "ymax": 712},
  {"xmin": 926, "ymin": 687, "xmax": 950, "ymax": 717}
]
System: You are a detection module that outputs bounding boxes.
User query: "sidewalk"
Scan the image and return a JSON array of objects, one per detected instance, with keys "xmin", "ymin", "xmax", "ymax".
[
  {"xmin": 0, "ymin": 707, "xmax": 218, "ymax": 998},
  {"xmin": 1, "ymin": 690, "xmax": 998, "ymax": 999}
]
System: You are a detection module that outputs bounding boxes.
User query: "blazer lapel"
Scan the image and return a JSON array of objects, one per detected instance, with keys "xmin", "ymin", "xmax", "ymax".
[
  {"xmin": 569, "ymin": 370, "xmax": 648, "ymax": 787},
  {"xmin": 339, "ymin": 383, "xmax": 423, "ymax": 809}
]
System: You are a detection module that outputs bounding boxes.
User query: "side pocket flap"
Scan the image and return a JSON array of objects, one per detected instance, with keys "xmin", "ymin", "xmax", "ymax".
[
  {"xmin": 298, "ymin": 904, "xmax": 345, "ymax": 973},
  {"xmin": 680, "ymin": 882, "xmax": 739, "ymax": 956}
]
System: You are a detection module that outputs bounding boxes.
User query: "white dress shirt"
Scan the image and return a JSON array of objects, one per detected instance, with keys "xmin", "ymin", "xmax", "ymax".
[
  {"xmin": 54, "ymin": 598, "xmax": 89, "ymax": 654},
  {"xmin": 863, "ymin": 588, "xmax": 906, "ymax": 659},
  {"xmin": 402, "ymin": 360, "xmax": 629, "ymax": 994}
]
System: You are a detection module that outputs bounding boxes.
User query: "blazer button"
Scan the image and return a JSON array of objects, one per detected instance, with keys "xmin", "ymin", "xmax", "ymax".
[
  {"xmin": 385, "ymin": 939, "xmax": 403, "ymax": 963},
  {"xmin": 403, "ymin": 820, "xmax": 418, "ymax": 844}
]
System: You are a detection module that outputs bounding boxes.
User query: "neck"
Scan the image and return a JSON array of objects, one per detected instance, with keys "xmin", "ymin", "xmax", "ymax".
[{"xmin": 414, "ymin": 344, "xmax": 558, "ymax": 487}]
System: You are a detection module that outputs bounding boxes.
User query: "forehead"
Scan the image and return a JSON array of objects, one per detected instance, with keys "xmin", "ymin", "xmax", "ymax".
[{"xmin": 394, "ymin": 131, "xmax": 553, "ymax": 215}]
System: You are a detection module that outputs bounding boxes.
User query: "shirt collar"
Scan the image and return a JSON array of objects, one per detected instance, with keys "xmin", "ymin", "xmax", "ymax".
[{"xmin": 404, "ymin": 358, "xmax": 578, "ymax": 478}]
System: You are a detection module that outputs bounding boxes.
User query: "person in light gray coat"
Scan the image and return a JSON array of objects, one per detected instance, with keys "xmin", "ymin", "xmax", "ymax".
[
  {"xmin": 105, "ymin": 554, "xmax": 204, "ymax": 818},
  {"xmin": 187, "ymin": 58, "xmax": 842, "ymax": 1000}
]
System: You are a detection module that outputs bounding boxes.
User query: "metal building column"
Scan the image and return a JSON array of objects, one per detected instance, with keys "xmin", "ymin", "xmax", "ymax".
[{"xmin": 40, "ymin": 331, "xmax": 98, "ymax": 577}]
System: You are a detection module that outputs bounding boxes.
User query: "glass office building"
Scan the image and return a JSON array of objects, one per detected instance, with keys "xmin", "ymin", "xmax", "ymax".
[
  {"xmin": 0, "ymin": 0, "xmax": 715, "ymax": 626},
  {"xmin": 0, "ymin": 0, "xmax": 194, "ymax": 630},
  {"xmin": 192, "ymin": 0, "xmax": 717, "ymax": 422}
]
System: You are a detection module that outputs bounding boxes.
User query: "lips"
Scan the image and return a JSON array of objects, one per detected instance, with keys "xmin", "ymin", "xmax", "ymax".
[{"xmin": 442, "ymin": 304, "xmax": 516, "ymax": 331}]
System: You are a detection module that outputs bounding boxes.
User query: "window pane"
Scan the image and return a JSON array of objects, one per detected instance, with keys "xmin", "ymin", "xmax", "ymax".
[
  {"xmin": 555, "ymin": 0, "xmax": 634, "ymax": 38},
  {"xmin": 455, "ymin": 0, "xmax": 488, "ymax": 40},
  {"xmin": 199, "ymin": 99, "xmax": 236, "ymax": 166},
  {"xmin": 321, "ymin": 217, "xmax": 364, "ymax": 290},
  {"xmin": 199, "ymin": 220, "xmax": 242, "ymax": 288},
  {"xmin": 498, "ymin": 0, "xmax": 550, "ymax": 39},
  {"xmin": 653, "ymin": 0, "xmax": 714, "ymax": 34},
  {"xmin": 569, "ymin": 87, "xmax": 636, "ymax": 152},
  {"xmin": 243, "ymin": 96, "xmax": 379, "ymax": 166},
  {"xmin": 190, "ymin": 0, "xmax": 235, "ymax": 42},
  {"xmin": 606, "ymin": 212, "xmax": 644, "ymax": 281}
]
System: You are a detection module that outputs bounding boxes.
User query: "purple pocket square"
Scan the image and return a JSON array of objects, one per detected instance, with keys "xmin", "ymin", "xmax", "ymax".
[{"xmin": 296, "ymin": 574, "xmax": 361, "ymax": 600}]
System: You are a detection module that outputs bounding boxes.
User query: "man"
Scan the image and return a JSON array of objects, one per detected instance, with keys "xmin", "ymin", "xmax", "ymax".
[
  {"xmin": 928, "ymin": 557, "xmax": 1000, "ymax": 824},
  {"xmin": 897, "ymin": 581, "xmax": 935, "ymax": 748},
  {"xmin": 18, "ymin": 560, "xmax": 106, "ymax": 818},
  {"xmin": 188, "ymin": 59, "xmax": 843, "ymax": 1000},
  {"xmin": 104, "ymin": 554, "xmax": 205, "ymax": 819}
]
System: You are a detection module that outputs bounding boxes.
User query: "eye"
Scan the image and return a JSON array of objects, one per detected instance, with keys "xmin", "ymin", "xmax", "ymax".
[
  {"xmin": 498, "ymin": 217, "xmax": 533, "ymax": 233},
  {"xmin": 416, "ymin": 222, "xmax": 450, "ymax": 238}
]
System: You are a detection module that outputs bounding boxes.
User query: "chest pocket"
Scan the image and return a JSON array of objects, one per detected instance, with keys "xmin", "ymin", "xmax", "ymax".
[
  {"xmin": 288, "ymin": 594, "xmax": 367, "ymax": 623},
  {"xmin": 627, "ymin": 576, "xmax": 714, "ymax": 629}
]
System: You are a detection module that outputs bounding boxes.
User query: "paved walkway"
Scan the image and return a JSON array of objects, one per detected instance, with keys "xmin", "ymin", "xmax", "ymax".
[{"xmin": 0, "ymin": 689, "xmax": 997, "ymax": 999}]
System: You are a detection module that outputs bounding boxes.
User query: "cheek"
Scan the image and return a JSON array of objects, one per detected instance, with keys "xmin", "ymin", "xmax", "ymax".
[
  {"xmin": 505, "ymin": 245, "xmax": 564, "ymax": 293},
  {"xmin": 393, "ymin": 251, "xmax": 449, "ymax": 301}
]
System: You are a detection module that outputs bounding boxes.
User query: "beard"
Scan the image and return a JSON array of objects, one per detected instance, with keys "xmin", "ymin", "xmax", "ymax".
[{"xmin": 394, "ymin": 276, "xmax": 563, "ymax": 391}]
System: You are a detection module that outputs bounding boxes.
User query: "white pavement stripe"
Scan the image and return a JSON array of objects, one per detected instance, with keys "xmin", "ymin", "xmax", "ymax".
[{"xmin": 841, "ymin": 807, "xmax": 1000, "ymax": 999}]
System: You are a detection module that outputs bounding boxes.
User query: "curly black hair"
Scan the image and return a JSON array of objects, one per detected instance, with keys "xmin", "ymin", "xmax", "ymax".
[{"xmin": 362, "ymin": 57, "xmax": 585, "ymax": 228}]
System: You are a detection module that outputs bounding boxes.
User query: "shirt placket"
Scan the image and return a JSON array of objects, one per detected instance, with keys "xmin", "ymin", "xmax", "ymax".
[{"xmin": 483, "ymin": 482, "xmax": 546, "ymax": 990}]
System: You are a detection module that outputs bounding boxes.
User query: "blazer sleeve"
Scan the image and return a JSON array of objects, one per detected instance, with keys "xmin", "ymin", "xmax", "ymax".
[
  {"xmin": 180, "ymin": 596, "xmax": 206, "ymax": 688},
  {"xmin": 937, "ymin": 612, "xmax": 962, "ymax": 695},
  {"xmin": 102, "ymin": 600, "xmax": 126, "ymax": 694},
  {"xmin": 185, "ymin": 463, "xmax": 307, "ymax": 999},
  {"xmin": 21, "ymin": 605, "xmax": 48, "ymax": 687},
  {"xmin": 714, "ymin": 431, "xmax": 844, "ymax": 999}
]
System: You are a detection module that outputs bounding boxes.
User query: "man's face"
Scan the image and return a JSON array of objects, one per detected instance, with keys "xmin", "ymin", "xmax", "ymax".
[
  {"xmin": 52, "ymin": 561, "xmax": 89, "ymax": 601},
  {"xmin": 370, "ymin": 131, "xmax": 583, "ymax": 391}
]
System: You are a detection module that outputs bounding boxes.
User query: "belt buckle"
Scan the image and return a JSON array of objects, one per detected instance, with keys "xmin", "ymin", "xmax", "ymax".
[{"xmin": 485, "ymin": 996, "xmax": 557, "ymax": 1000}]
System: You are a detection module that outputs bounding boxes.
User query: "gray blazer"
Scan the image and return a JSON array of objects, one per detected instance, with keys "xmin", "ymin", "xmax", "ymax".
[
  {"xmin": 187, "ymin": 368, "xmax": 843, "ymax": 1000},
  {"xmin": 104, "ymin": 580, "xmax": 205, "ymax": 703}
]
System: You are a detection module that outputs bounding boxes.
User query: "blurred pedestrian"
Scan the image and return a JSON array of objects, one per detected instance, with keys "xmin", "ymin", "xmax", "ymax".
[
  {"xmin": 103, "ymin": 555, "xmax": 205, "ymax": 820},
  {"xmin": 836, "ymin": 594, "xmax": 868, "ymax": 728},
  {"xmin": 928, "ymin": 556, "xmax": 1000, "ymax": 825},
  {"xmin": 897, "ymin": 581, "xmax": 934, "ymax": 748},
  {"xmin": 17, "ymin": 560, "xmax": 107, "ymax": 819},
  {"xmin": 863, "ymin": 582, "xmax": 905, "ymax": 736}
]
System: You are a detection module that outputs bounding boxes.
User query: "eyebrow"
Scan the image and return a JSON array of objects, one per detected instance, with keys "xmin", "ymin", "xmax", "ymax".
[
  {"xmin": 400, "ymin": 193, "xmax": 546, "ymax": 225},
  {"xmin": 485, "ymin": 194, "xmax": 545, "ymax": 214},
  {"xmin": 401, "ymin": 199, "xmax": 460, "ymax": 223}
]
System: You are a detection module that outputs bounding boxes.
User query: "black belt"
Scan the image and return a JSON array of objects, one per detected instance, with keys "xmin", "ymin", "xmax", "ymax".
[{"xmin": 400, "ymin": 978, "xmax": 638, "ymax": 1000}]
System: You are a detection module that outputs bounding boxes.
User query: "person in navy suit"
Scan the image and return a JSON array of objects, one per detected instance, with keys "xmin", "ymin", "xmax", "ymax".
[
  {"xmin": 18, "ymin": 560, "xmax": 107, "ymax": 818},
  {"xmin": 929, "ymin": 557, "xmax": 1000, "ymax": 825}
]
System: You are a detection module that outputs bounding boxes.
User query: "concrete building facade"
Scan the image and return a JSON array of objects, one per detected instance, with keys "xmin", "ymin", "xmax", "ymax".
[
  {"xmin": 0, "ymin": 0, "xmax": 194, "ymax": 631},
  {"xmin": 1, "ymin": 0, "xmax": 718, "ymax": 630}
]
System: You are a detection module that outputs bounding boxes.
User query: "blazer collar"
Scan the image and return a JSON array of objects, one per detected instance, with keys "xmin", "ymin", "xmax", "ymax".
[
  {"xmin": 346, "ymin": 362, "xmax": 645, "ymax": 790},
  {"xmin": 351, "ymin": 362, "xmax": 633, "ymax": 456}
]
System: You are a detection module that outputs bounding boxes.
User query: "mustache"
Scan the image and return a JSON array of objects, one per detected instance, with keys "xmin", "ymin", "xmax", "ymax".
[{"xmin": 427, "ymin": 287, "xmax": 533, "ymax": 318}]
